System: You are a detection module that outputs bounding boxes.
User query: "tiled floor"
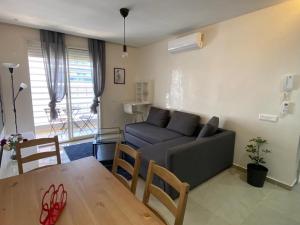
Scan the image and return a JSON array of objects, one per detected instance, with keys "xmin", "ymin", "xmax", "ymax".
[
  {"xmin": 135, "ymin": 167, "xmax": 300, "ymax": 225},
  {"xmin": 1, "ymin": 140, "xmax": 299, "ymax": 225}
]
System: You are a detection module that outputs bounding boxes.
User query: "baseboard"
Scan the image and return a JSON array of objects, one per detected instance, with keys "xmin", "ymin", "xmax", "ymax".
[{"xmin": 232, "ymin": 163, "xmax": 295, "ymax": 191}]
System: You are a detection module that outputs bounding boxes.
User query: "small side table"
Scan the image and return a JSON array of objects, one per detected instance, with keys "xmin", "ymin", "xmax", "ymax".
[
  {"xmin": 123, "ymin": 101, "xmax": 152, "ymax": 123},
  {"xmin": 92, "ymin": 127, "xmax": 124, "ymax": 170}
]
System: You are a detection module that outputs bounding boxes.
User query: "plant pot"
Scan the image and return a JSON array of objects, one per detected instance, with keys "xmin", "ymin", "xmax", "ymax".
[{"xmin": 247, "ymin": 163, "xmax": 268, "ymax": 187}]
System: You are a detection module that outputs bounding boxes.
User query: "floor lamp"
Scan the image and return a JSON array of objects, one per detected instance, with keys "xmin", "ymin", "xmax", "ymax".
[{"xmin": 2, "ymin": 63, "xmax": 27, "ymax": 159}]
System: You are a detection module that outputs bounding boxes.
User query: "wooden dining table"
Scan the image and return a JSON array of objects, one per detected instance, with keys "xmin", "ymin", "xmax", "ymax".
[{"xmin": 0, "ymin": 157, "xmax": 165, "ymax": 225}]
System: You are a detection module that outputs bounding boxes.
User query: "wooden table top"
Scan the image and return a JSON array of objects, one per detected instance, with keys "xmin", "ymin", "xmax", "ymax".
[{"xmin": 0, "ymin": 157, "xmax": 164, "ymax": 225}]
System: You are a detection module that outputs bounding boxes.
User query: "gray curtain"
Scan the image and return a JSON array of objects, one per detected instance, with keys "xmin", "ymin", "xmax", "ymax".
[
  {"xmin": 88, "ymin": 39, "xmax": 106, "ymax": 114},
  {"xmin": 40, "ymin": 30, "xmax": 67, "ymax": 120}
]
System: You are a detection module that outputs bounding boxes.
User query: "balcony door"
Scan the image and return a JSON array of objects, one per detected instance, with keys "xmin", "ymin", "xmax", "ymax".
[
  {"xmin": 67, "ymin": 48, "xmax": 98, "ymax": 139},
  {"xmin": 28, "ymin": 42, "xmax": 98, "ymax": 142}
]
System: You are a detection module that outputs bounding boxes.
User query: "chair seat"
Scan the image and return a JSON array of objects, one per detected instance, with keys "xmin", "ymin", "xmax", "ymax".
[{"xmin": 145, "ymin": 204, "xmax": 168, "ymax": 225}]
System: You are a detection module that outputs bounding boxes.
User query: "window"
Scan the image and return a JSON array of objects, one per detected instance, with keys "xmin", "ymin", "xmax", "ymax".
[{"xmin": 27, "ymin": 41, "xmax": 97, "ymax": 141}]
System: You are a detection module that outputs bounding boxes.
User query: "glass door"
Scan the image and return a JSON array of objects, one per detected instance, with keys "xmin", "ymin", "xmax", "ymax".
[{"xmin": 67, "ymin": 48, "xmax": 98, "ymax": 139}]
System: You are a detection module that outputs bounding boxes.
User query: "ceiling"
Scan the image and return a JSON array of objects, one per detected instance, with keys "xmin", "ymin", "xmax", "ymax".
[{"xmin": 0, "ymin": 0, "xmax": 289, "ymax": 47}]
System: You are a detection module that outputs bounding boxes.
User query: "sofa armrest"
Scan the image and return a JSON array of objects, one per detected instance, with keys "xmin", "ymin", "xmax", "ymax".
[{"xmin": 165, "ymin": 130, "xmax": 235, "ymax": 189}]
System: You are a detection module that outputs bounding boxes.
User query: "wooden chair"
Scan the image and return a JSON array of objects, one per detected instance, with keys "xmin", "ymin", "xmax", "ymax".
[
  {"xmin": 112, "ymin": 143, "xmax": 141, "ymax": 194},
  {"xmin": 143, "ymin": 160, "xmax": 190, "ymax": 225},
  {"xmin": 16, "ymin": 136, "xmax": 61, "ymax": 174}
]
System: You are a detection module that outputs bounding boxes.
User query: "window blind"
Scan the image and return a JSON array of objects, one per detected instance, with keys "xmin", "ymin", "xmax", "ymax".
[{"xmin": 27, "ymin": 42, "xmax": 94, "ymax": 127}]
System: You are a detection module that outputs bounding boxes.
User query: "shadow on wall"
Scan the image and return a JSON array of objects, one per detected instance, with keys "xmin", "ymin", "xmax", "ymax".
[
  {"xmin": 296, "ymin": 136, "xmax": 300, "ymax": 184},
  {"xmin": 165, "ymin": 69, "xmax": 184, "ymax": 110},
  {"xmin": 293, "ymin": 74, "xmax": 300, "ymax": 90},
  {"xmin": 223, "ymin": 118, "xmax": 261, "ymax": 164},
  {"xmin": 201, "ymin": 24, "xmax": 220, "ymax": 47}
]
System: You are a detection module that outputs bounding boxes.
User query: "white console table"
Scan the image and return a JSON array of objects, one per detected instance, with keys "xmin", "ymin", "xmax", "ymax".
[{"xmin": 123, "ymin": 101, "xmax": 152, "ymax": 122}]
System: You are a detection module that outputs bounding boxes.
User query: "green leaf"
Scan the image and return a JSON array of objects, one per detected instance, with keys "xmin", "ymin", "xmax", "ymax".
[
  {"xmin": 246, "ymin": 137, "xmax": 271, "ymax": 164},
  {"xmin": 259, "ymin": 158, "xmax": 266, "ymax": 164},
  {"xmin": 262, "ymin": 149, "xmax": 271, "ymax": 153},
  {"xmin": 249, "ymin": 155, "xmax": 260, "ymax": 163}
]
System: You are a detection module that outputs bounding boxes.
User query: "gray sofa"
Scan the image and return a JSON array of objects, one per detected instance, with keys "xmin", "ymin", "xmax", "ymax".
[{"xmin": 124, "ymin": 107, "xmax": 235, "ymax": 198}]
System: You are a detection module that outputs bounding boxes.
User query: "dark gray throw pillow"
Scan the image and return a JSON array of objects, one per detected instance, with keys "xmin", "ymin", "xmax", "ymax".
[
  {"xmin": 166, "ymin": 111, "xmax": 200, "ymax": 136},
  {"xmin": 146, "ymin": 107, "xmax": 170, "ymax": 127},
  {"xmin": 198, "ymin": 116, "xmax": 219, "ymax": 138}
]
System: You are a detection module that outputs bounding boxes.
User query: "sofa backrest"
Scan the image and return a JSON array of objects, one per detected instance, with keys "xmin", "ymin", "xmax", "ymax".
[{"xmin": 146, "ymin": 106, "xmax": 228, "ymax": 138}]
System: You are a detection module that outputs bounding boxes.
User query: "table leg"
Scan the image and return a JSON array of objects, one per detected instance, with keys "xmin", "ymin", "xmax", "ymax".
[
  {"xmin": 93, "ymin": 144, "xmax": 97, "ymax": 159},
  {"xmin": 0, "ymin": 146, "xmax": 3, "ymax": 167}
]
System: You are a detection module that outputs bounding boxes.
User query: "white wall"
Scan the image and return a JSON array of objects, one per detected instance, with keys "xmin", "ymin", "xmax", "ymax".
[
  {"xmin": 0, "ymin": 1, "xmax": 299, "ymax": 186},
  {"xmin": 101, "ymin": 43, "xmax": 138, "ymax": 128},
  {"xmin": 0, "ymin": 24, "xmax": 36, "ymax": 134},
  {"xmin": 136, "ymin": 0, "xmax": 300, "ymax": 186},
  {"xmin": 0, "ymin": 23, "xmax": 138, "ymax": 135}
]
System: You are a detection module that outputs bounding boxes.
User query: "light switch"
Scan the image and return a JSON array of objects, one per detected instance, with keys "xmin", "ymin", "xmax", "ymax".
[{"xmin": 259, "ymin": 114, "xmax": 279, "ymax": 122}]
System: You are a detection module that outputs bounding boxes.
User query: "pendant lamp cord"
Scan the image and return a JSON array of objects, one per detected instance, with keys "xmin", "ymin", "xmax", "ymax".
[{"xmin": 123, "ymin": 17, "xmax": 126, "ymax": 47}]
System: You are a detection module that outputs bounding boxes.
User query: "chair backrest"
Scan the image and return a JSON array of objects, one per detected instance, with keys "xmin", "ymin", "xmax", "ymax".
[
  {"xmin": 112, "ymin": 143, "xmax": 141, "ymax": 194},
  {"xmin": 143, "ymin": 160, "xmax": 190, "ymax": 225},
  {"xmin": 16, "ymin": 136, "xmax": 61, "ymax": 174},
  {"xmin": 44, "ymin": 108, "xmax": 64, "ymax": 121}
]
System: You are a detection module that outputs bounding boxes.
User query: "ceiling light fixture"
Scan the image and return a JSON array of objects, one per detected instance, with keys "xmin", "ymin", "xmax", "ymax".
[{"xmin": 120, "ymin": 8, "xmax": 129, "ymax": 58}]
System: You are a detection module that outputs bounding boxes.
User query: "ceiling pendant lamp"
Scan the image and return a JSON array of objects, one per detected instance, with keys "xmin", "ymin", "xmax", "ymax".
[{"xmin": 120, "ymin": 8, "xmax": 129, "ymax": 58}]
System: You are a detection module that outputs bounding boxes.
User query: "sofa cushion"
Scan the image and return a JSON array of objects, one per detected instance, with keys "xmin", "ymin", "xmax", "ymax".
[
  {"xmin": 139, "ymin": 136, "xmax": 196, "ymax": 178},
  {"xmin": 125, "ymin": 122, "xmax": 182, "ymax": 144},
  {"xmin": 198, "ymin": 116, "xmax": 219, "ymax": 138},
  {"xmin": 146, "ymin": 107, "xmax": 170, "ymax": 127},
  {"xmin": 166, "ymin": 111, "xmax": 200, "ymax": 136}
]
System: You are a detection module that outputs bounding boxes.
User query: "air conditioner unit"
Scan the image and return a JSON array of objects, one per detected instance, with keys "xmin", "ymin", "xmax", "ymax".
[{"xmin": 168, "ymin": 32, "xmax": 203, "ymax": 53}]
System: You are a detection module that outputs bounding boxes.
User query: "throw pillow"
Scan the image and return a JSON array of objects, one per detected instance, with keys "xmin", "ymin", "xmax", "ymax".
[
  {"xmin": 198, "ymin": 116, "xmax": 219, "ymax": 138},
  {"xmin": 146, "ymin": 107, "xmax": 170, "ymax": 127},
  {"xmin": 167, "ymin": 111, "xmax": 200, "ymax": 136}
]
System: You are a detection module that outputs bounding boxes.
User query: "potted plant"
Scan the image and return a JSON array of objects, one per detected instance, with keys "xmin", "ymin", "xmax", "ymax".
[
  {"xmin": 245, "ymin": 137, "xmax": 271, "ymax": 187},
  {"xmin": 1, "ymin": 134, "xmax": 26, "ymax": 160}
]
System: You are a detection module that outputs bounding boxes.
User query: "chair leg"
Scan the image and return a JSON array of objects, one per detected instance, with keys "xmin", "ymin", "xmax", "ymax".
[
  {"xmin": 88, "ymin": 119, "xmax": 96, "ymax": 129},
  {"xmin": 85, "ymin": 120, "xmax": 95, "ymax": 133},
  {"xmin": 49, "ymin": 122, "xmax": 57, "ymax": 137},
  {"xmin": 59, "ymin": 122, "xmax": 67, "ymax": 134},
  {"xmin": 80, "ymin": 120, "xmax": 89, "ymax": 133}
]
